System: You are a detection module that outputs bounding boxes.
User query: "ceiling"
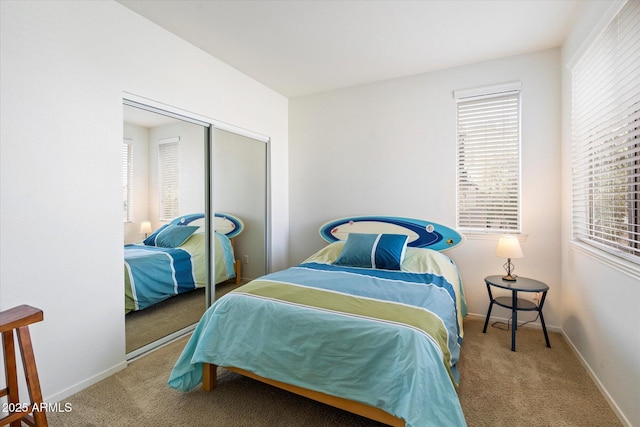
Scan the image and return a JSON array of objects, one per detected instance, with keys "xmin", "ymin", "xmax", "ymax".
[{"xmin": 118, "ymin": 0, "xmax": 583, "ymax": 98}]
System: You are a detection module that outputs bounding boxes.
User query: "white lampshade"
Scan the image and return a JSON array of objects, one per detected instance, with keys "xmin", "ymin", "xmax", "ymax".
[
  {"xmin": 140, "ymin": 221, "xmax": 152, "ymax": 235},
  {"xmin": 496, "ymin": 235, "xmax": 524, "ymax": 259}
]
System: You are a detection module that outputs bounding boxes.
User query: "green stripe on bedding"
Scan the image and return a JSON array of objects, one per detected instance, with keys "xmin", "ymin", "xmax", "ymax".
[{"xmin": 235, "ymin": 279, "xmax": 452, "ymax": 379}]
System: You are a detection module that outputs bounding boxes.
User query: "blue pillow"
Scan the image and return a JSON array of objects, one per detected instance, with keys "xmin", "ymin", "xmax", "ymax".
[
  {"xmin": 334, "ymin": 233, "xmax": 409, "ymax": 270},
  {"xmin": 143, "ymin": 224, "xmax": 169, "ymax": 246},
  {"xmin": 144, "ymin": 225, "xmax": 199, "ymax": 248}
]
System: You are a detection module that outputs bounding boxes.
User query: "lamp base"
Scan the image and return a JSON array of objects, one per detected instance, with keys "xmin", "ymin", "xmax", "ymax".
[{"xmin": 502, "ymin": 258, "xmax": 518, "ymax": 281}]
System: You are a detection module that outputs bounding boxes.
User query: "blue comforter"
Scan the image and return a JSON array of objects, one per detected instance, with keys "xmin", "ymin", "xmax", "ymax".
[
  {"xmin": 124, "ymin": 232, "xmax": 235, "ymax": 312},
  {"xmin": 124, "ymin": 245, "xmax": 196, "ymax": 311}
]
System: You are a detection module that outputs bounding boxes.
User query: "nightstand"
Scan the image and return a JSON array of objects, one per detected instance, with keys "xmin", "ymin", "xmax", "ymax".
[{"xmin": 482, "ymin": 275, "xmax": 551, "ymax": 351}]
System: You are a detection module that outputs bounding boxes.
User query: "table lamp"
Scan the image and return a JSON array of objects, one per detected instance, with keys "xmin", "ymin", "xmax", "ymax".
[
  {"xmin": 496, "ymin": 235, "xmax": 523, "ymax": 281},
  {"xmin": 140, "ymin": 221, "xmax": 152, "ymax": 238}
]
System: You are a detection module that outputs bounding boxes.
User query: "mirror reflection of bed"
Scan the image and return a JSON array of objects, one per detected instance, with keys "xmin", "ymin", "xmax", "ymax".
[
  {"xmin": 123, "ymin": 103, "xmax": 267, "ymax": 356},
  {"xmin": 124, "ymin": 213, "xmax": 246, "ymax": 353}
]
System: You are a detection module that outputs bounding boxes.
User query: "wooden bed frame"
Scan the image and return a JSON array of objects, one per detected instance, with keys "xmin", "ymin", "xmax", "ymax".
[
  {"xmin": 233, "ymin": 259, "xmax": 242, "ymax": 285},
  {"xmin": 202, "ymin": 363, "xmax": 405, "ymax": 426},
  {"xmin": 229, "ymin": 237, "xmax": 242, "ymax": 285}
]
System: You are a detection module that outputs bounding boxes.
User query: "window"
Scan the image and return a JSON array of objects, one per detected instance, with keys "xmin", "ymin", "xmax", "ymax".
[
  {"xmin": 455, "ymin": 82, "xmax": 522, "ymax": 233},
  {"xmin": 571, "ymin": 0, "xmax": 640, "ymax": 263},
  {"xmin": 158, "ymin": 138, "xmax": 180, "ymax": 220},
  {"xmin": 122, "ymin": 141, "xmax": 133, "ymax": 222}
]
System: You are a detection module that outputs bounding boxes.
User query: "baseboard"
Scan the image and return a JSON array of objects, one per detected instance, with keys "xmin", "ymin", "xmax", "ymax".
[
  {"xmin": 560, "ymin": 331, "xmax": 631, "ymax": 427},
  {"xmin": 45, "ymin": 360, "xmax": 127, "ymax": 403}
]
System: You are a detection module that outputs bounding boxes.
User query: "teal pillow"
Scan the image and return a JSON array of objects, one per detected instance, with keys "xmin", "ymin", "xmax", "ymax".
[
  {"xmin": 143, "ymin": 224, "xmax": 169, "ymax": 246},
  {"xmin": 145, "ymin": 225, "xmax": 199, "ymax": 248},
  {"xmin": 334, "ymin": 233, "xmax": 409, "ymax": 270}
]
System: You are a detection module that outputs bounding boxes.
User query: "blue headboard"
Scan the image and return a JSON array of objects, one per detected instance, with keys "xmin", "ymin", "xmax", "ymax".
[
  {"xmin": 319, "ymin": 216, "xmax": 464, "ymax": 251},
  {"xmin": 170, "ymin": 213, "xmax": 244, "ymax": 238}
]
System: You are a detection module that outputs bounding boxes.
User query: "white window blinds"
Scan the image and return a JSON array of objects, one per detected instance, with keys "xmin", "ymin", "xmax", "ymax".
[
  {"xmin": 571, "ymin": 0, "xmax": 640, "ymax": 262},
  {"xmin": 158, "ymin": 139, "xmax": 180, "ymax": 220},
  {"xmin": 455, "ymin": 84, "xmax": 521, "ymax": 232},
  {"xmin": 122, "ymin": 141, "xmax": 133, "ymax": 222}
]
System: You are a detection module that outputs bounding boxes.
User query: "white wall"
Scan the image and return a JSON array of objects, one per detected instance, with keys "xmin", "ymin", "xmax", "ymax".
[
  {"xmin": 0, "ymin": 0, "xmax": 288, "ymax": 403},
  {"xmin": 560, "ymin": 1, "xmax": 639, "ymax": 426},
  {"xmin": 289, "ymin": 48, "xmax": 562, "ymax": 329}
]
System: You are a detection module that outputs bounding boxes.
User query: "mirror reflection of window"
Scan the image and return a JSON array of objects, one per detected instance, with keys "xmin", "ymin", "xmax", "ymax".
[
  {"xmin": 158, "ymin": 138, "xmax": 180, "ymax": 220},
  {"xmin": 122, "ymin": 140, "xmax": 133, "ymax": 223}
]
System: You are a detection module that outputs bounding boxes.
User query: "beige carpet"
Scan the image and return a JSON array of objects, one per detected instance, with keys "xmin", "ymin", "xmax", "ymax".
[
  {"xmin": 126, "ymin": 281, "xmax": 244, "ymax": 353},
  {"xmin": 125, "ymin": 288, "xmax": 206, "ymax": 353},
  {"xmin": 48, "ymin": 318, "xmax": 621, "ymax": 426}
]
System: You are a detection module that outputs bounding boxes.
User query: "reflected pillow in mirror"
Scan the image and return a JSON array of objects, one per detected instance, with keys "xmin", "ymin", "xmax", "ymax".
[
  {"xmin": 333, "ymin": 233, "xmax": 408, "ymax": 270},
  {"xmin": 143, "ymin": 224, "xmax": 169, "ymax": 246},
  {"xmin": 144, "ymin": 225, "xmax": 199, "ymax": 248}
]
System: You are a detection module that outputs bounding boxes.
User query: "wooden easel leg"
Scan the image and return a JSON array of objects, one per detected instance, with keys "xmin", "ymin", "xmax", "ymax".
[{"xmin": 202, "ymin": 363, "xmax": 217, "ymax": 391}]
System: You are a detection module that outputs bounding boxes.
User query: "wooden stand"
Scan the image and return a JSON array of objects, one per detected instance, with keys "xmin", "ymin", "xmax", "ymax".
[{"xmin": 0, "ymin": 305, "xmax": 47, "ymax": 427}]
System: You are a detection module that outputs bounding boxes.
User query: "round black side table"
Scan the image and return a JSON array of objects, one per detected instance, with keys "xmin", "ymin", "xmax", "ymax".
[{"xmin": 482, "ymin": 275, "xmax": 551, "ymax": 351}]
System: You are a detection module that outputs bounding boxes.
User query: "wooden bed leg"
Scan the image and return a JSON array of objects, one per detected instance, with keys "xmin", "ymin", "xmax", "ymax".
[
  {"xmin": 202, "ymin": 363, "xmax": 217, "ymax": 391},
  {"xmin": 234, "ymin": 259, "xmax": 242, "ymax": 285}
]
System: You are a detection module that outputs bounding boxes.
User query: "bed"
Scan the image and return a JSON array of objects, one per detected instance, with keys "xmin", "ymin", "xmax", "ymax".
[
  {"xmin": 168, "ymin": 216, "xmax": 467, "ymax": 427},
  {"xmin": 124, "ymin": 213, "xmax": 243, "ymax": 314}
]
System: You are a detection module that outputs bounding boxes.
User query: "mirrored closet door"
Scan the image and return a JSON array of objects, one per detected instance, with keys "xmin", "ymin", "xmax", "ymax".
[{"xmin": 123, "ymin": 101, "xmax": 268, "ymax": 358}]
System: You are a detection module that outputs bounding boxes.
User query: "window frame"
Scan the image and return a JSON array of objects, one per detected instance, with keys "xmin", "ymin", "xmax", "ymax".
[
  {"xmin": 570, "ymin": 0, "xmax": 640, "ymax": 267},
  {"xmin": 454, "ymin": 81, "xmax": 523, "ymax": 235}
]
